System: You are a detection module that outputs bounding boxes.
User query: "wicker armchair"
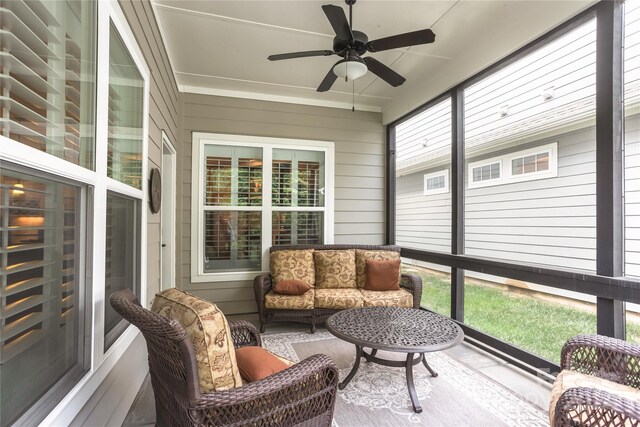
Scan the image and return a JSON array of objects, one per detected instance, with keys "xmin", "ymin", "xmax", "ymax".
[
  {"xmin": 552, "ymin": 334, "xmax": 640, "ymax": 426},
  {"xmin": 110, "ymin": 289, "xmax": 339, "ymax": 427}
]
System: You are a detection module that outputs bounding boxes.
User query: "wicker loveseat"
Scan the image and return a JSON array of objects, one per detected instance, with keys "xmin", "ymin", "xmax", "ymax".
[
  {"xmin": 550, "ymin": 334, "xmax": 640, "ymax": 426},
  {"xmin": 254, "ymin": 244, "xmax": 423, "ymax": 333}
]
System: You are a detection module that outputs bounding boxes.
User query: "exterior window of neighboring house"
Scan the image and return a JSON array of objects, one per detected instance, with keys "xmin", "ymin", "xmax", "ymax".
[
  {"xmin": 423, "ymin": 170, "xmax": 449, "ymax": 195},
  {"xmin": 191, "ymin": 133, "xmax": 334, "ymax": 282},
  {"xmin": 0, "ymin": 1, "xmax": 148, "ymax": 425},
  {"xmin": 469, "ymin": 161, "xmax": 502, "ymax": 187},
  {"xmin": 468, "ymin": 142, "xmax": 558, "ymax": 188}
]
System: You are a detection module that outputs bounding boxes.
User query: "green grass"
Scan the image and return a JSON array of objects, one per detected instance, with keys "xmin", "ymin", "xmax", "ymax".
[{"xmin": 404, "ymin": 267, "xmax": 640, "ymax": 364}]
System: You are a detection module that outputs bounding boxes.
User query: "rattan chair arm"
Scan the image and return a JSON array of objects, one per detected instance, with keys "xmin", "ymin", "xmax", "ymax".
[
  {"xmin": 561, "ymin": 334, "xmax": 640, "ymax": 387},
  {"xmin": 228, "ymin": 320, "xmax": 262, "ymax": 348},
  {"xmin": 553, "ymin": 386, "xmax": 640, "ymax": 427},
  {"xmin": 400, "ymin": 274, "xmax": 423, "ymax": 309},
  {"xmin": 189, "ymin": 354, "xmax": 338, "ymax": 426},
  {"xmin": 253, "ymin": 273, "xmax": 272, "ymax": 322}
]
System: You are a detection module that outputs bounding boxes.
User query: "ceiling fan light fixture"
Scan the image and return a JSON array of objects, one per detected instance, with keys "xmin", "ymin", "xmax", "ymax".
[{"xmin": 332, "ymin": 58, "xmax": 367, "ymax": 81}]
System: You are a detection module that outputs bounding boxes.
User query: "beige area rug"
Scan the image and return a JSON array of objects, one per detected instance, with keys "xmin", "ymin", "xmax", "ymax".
[{"xmin": 262, "ymin": 331, "xmax": 548, "ymax": 427}]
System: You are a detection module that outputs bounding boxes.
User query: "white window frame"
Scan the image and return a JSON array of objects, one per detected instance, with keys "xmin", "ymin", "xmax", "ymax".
[
  {"xmin": 505, "ymin": 142, "xmax": 558, "ymax": 183},
  {"xmin": 468, "ymin": 159, "xmax": 503, "ymax": 188},
  {"xmin": 467, "ymin": 142, "xmax": 558, "ymax": 189},
  {"xmin": 0, "ymin": 0, "xmax": 149, "ymax": 424},
  {"xmin": 423, "ymin": 170, "xmax": 449, "ymax": 195},
  {"xmin": 191, "ymin": 133, "xmax": 335, "ymax": 283}
]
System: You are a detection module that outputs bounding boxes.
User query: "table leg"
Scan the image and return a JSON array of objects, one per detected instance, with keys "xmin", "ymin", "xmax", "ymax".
[
  {"xmin": 406, "ymin": 353, "xmax": 422, "ymax": 413},
  {"xmin": 339, "ymin": 345, "xmax": 363, "ymax": 390},
  {"xmin": 422, "ymin": 354, "xmax": 438, "ymax": 377},
  {"xmin": 366, "ymin": 348, "xmax": 377, "ymax": 361}
]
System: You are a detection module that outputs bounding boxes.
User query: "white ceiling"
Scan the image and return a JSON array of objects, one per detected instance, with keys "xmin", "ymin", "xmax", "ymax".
[{"xmin": 152, "ymin": 0, "xmax": 597, "ymax": 122}]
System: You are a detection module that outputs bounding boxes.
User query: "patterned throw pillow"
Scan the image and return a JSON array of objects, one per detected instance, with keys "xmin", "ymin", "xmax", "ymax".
[
  {"xmin": 314, "ymin": 249, "xmax": 357, "ymax": 288},
  {"xmin": 355, "ymin": 250, "xmax": 401, "ymax": 288},
  {"xmin": 151, "ymin": 288, "xmax": 243, "ymax": 392},
  {"xmin": 273, "ymin": 279, "xmax": 311, "ymax": 295},
  {"xmin": 270, "ymin": 249, "xmax": 315, "ymax": 286}
]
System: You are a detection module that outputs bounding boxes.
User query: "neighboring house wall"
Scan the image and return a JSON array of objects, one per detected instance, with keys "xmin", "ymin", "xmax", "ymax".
[
  {"xmin": 627, "ymin": 113, "xmax": 640, "ymax": 279},
  {"xmin": 398, "ymin": 117, "xmax": 640, "ymax": 275},
  {"xmin": 68, "ymin": 1, "xmax": 180, "ymax": 425},
  {"xmin": 178, "ymin": 93, "xmax": 385, "ymax": 313}
]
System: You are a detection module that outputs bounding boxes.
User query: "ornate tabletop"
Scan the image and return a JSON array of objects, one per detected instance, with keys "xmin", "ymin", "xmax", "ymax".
[
  {"xmin": 326, "ymin": 306, "xmax": 464, "ymax": 353},
  {"xmin": 326, "ymin": 306, "xmax": 465, "ymax": 413}
]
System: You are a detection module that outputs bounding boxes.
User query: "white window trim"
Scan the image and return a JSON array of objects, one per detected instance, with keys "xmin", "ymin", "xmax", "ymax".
[
  {"xmin": 191, "ymin": 132, "xmax": 335, "ymax": 283},
  {"xmin": 505, "ymin": 142, "xmax": 558, "ymax": 183},
  {"xmin": 468, "ymin": 159, "xmax": 503, "ymax": 189},
  {"xmin": 467, "ymin": 142, "xmax": 558, "ymax": 189},
  {"xmin": 423, "ymin": 169, "xmax": 449, "ymax": 195}
]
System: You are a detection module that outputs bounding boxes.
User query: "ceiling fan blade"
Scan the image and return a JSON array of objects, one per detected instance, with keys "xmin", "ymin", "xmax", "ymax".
[
  {"xmin": 367, "ymin": 29, "xmax": 435, "ymax": 52},
  {"xmin": 317, "ymin": 68, "xmax": 338, "ymax": 92},
  {"xmin": 268, "ymin": 50, "xmax": 335, "ymax": 61},
  {"xmin": 363, "ymin": 57, "xmax": 405, "ymax": 87},
  {"xmin": 322, "ymin": 4, "xmax": 353, "ymax": 41}
]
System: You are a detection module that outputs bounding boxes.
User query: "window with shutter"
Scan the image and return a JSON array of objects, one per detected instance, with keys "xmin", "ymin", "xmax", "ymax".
[
  {"xmin": 0, "ymin": 0, "xmax": 97, "ymax": 169},
  {"xmin": 192, "ymin": 134, "xmax": 334, "ymax": 281}
]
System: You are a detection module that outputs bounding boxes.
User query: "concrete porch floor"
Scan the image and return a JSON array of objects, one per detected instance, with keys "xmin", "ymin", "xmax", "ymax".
[{"xmin": 122, "ymin": 313, "xmax": 552, "ymax": 426}]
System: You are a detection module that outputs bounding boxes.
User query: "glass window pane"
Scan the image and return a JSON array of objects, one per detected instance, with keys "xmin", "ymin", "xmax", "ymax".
[
  {"xmin": 204, "ymin": 211, "xmax": 261, "ymax": 272},
  {"xmin": 625, "ymin": 0, "xmax": 640, "ymax": 340},
  {"xmin": 272, "ymin": 212, "xmax": 323, "ymax": 245},
  {"xmin": 536, "ymin": 153, "xmax": 549, "ymax": 171},
  {"xmin": 104, "ymin": 192, "xmax": 140, "ymax": 350},
  {"xmin": 272, "ymin": 149, "xmax": 325, "ymax": 207},
  {"xmin": 204, "ymin": 146, "xmax": 262, "ymax": 207},
  {"xmin": 0, "ymin": 0, "xmax": 97, "ymax": 169},
  {"xmin": 395, "ymin": 97, "xmax": 452, "ymax": 253},
  {"xmin": 464, "ymin": 272, "xmax": 595, "ymax": 363},
  {"xmin": 512, "ymin": 158, "xmax": 524, "ymax": 175},
  {"xmin": 107, "ymin": 22, "xmax": 144, "ymax": 189},
  {"xmin": 464, "ymin": 18, "xmax": 597, "ymax": 273},
  {"xmin": 1, "ymin": 167, "xmax": 85, "ymax": 426}
]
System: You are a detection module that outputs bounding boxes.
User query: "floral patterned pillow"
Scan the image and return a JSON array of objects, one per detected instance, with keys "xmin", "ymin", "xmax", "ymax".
[
  {"xmin": 314, "ymin": 249, "xmax": 357, "ymax": 288},
  {"xmin": 151, "ymin": 288, "xmax": 243, "ymax": 392},
  {"xmin": 270, "ymin": 249, "xmax": 315, "ymax": 286}
]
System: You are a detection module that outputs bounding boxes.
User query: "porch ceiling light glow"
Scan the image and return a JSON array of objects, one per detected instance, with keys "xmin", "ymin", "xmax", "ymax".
[{"xmin": 332, "ymin": 58, "xmax": 368, "ymax": 82}]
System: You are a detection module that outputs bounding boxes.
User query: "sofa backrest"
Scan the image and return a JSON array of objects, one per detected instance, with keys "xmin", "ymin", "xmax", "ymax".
[
  {"xmin": 270, "ymin": 245, "xmax": 401, "ymax": 289},
  {"xmin": 270, "ymin": 244, "xmax": 400, "ymax": 253}
]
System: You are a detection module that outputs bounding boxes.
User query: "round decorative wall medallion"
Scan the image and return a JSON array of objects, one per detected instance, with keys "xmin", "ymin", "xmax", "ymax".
[{"xmin": 149, "ymin": 168, "xmax": 162, "ymax": 213}]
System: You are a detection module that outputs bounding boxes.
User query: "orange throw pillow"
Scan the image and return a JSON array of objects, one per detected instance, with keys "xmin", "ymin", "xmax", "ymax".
[
  {"xmin": 273, "ymin": 279, "xmax": 311, "ymax": 295},
  {"xmin": 235, "ymin": 346, "xmax": 289, "ymax": 382},
  {"xmin": 365, "ymin": 259, "xmax": 401, "ymax": 291}
]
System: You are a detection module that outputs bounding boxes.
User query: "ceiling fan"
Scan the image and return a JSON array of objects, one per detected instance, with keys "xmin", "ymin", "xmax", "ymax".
[{"xmin": 268, "ymin": 0, "xmax": 436, "ymax": 92}]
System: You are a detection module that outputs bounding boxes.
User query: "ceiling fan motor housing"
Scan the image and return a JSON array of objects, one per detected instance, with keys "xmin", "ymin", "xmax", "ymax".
[{"xmin": 333, "ymin": 30, "xmax": 369, "ymax": 56}]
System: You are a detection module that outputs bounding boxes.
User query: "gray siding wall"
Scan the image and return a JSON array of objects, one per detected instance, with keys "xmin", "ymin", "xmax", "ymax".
[
  {"xmin": 397, "ymin": 116, "xmax": 640, "ymax": 277},
  {"xmin": 178, "ymin": 94, "xmax": 385, "ymax": 313},
  {"xmin": 397, "ymin": 125, "xmax": 598, "ymax": 272}
]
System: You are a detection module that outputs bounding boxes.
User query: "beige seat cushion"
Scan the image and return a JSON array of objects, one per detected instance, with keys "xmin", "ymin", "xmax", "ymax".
[
  {"xmin": 549, "ymin": 370, "xmax": 640, "ymax": 425},
  {"xmin": 314, "ymin": 249, "xmax": 357, "ymax": 289},
  {"xmin": 151, "ymin": 288, "xmax": 242, "ymax": 392},
  {"xmin": 265, "ymin": 289, "xmax": 315, "ymax": 310},
  {"xmin": 270, "ymin": 249, "xmax": 315, "ymax": 287},
  {"xmin": 315, "ymin": 288, "xmax": 364, "ymax": 309},
  {"xmin": 356, "ymin": 250, "xmax": 401, "ymax": 288},
  {"xmin": 360, "ymin": 289, "xmax": 413, "ymax": 308}
]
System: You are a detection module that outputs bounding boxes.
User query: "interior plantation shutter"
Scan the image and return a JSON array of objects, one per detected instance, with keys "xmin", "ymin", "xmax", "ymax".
[
  {"xmin": 1, "ymin": 178, "xmax": 79, "ymax": 364},
  {"xmin": 1, "ymin": 1, "xmax": 89, "ymax": 165}
]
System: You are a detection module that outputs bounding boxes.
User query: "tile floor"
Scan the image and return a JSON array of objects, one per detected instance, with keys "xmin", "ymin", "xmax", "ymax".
[{"xmin": 122, "ymin": 314, "xmax": 552, "ymax": 426}]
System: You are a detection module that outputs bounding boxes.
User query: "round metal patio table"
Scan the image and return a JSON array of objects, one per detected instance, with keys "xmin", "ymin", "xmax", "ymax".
[{"xmin": 326, "ymin": 306, "xmax": 464, "ymax": 413}]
